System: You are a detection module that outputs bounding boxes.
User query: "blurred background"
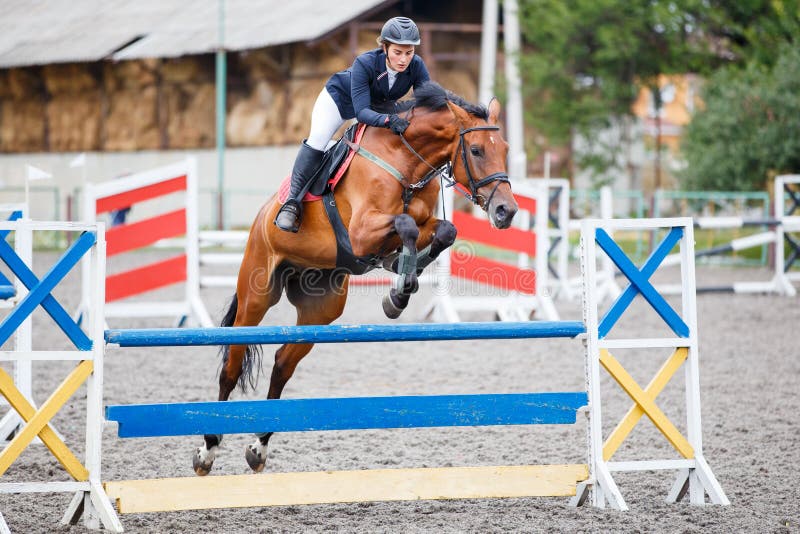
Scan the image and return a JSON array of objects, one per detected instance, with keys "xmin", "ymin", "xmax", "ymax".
[{"xmin": 0, "ymin": 0, "xmax": 798, "ymax": 229}]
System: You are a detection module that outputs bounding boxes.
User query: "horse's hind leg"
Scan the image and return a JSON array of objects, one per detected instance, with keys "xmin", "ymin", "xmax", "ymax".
[
  {"xmin": 244, "ymin": 270, "xmax": 349, "ymax": 472},
  {"xmin": 382, "ymin": 214, "xmax": 420, "ymax": 319},
  {"xmin": 193, "ymin": 260, "xmax": 283, "ymax": 476}
]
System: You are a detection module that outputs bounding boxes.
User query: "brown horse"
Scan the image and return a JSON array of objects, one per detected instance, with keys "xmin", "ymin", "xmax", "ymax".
[{"xmin": 193, "ymin": 82, "xmax": 519, "ymax": 475}]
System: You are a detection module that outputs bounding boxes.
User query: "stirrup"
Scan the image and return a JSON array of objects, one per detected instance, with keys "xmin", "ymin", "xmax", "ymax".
[{"xmin": 274, "ymin": 200, "xmax": 302, "ymax": 233}]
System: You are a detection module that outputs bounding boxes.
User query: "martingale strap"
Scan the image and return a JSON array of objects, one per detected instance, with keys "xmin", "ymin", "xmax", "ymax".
[
  {"xmin": 345, "ymin": 140, "xmax": 406, "ymax": 185},
  {"xmin": 345, "ymin": 137, "xmax": 440, "ymax": 212}
]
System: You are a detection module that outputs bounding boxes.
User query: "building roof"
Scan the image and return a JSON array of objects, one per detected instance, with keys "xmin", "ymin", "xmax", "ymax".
[{"xmin": 0, "ymin": 0, "xmax": 393, "ymax": 68}]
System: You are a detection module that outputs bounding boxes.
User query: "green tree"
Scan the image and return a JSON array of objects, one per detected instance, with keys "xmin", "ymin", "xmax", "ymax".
[
  {"xmin": 699, "ymin": 0, "xmax": 800, "ymax": 68},
  {"xmin": 681, "ymin": 43, "xmax": 800, "ymax": 190},
  {"xmin": 518, "ymin": 0, "xmax": 719, "ymax": 182}
]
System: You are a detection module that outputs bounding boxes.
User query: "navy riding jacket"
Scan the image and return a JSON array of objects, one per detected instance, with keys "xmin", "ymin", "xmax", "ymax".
[{"xmin": 325, "ymin": 48, "xmax": 430, "ymax": 127}]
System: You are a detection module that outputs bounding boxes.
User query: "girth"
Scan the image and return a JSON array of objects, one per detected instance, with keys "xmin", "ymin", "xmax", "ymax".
[{"xmin": 321, "ymin": 191, "xmax": 381, "ymax": 275}]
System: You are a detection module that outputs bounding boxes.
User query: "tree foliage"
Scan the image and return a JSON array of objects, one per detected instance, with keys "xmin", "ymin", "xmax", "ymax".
[
  {"xmin": 518, "ymin": 0, "xmax": 720, "ymax": 176},
  {"xmin": 516, "ymin": 0, "xmax": 800, "ymax": 188},
  {"xmin": 699, "ymin": 0, "xmax": 800, "ymax": 67},
  {"xmin": 681, "ymin": 44, "xmax": 800, "ymax": 190}
]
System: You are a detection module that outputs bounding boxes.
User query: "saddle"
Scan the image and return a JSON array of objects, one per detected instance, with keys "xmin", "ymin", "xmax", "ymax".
[
  {"xmin": 278, "ymin": 123, "xmax": 367, "ymax": 204},
  {"xmin": 276, "ymin": 122, "xmax": 379, "ymax": 275}
]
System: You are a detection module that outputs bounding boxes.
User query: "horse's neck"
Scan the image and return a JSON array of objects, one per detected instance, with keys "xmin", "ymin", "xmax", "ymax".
[{"xmin": 373, "ymin": 120, "xmax": 456, "ymax": 180}]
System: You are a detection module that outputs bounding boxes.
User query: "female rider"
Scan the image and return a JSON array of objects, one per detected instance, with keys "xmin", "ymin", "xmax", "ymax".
[{"xmin": 275, "ymin": 16, "xmax": 431, "ymax": 232}]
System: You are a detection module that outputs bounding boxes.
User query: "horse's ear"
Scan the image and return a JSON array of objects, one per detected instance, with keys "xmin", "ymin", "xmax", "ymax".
[
  {"xmin": 446, "ymin": 100, "xmax": 471, "ymax": 125},
  {"xmin": 487, "ymin": 97, "xmax": 501, "ymax": 124}
]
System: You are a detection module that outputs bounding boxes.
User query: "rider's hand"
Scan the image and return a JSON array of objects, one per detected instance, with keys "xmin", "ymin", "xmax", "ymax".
[{"xmin": 387, "ymin": 114, "xmax": 410, "ymax": 135}]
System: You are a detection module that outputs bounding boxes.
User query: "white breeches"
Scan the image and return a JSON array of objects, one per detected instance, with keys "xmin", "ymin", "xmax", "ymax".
[{"xmin": 306, "ymin": 89, "xmax": 347, "ymax": 151}]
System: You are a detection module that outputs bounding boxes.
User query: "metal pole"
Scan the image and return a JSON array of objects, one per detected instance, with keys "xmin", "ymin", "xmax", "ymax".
[
  {"xmin": 544, "ymin": 152, "xmax": 551, "ymax": 179},
  {"xmin": 479, "ymin": 0, "xmax": 498, "ymax": 106},
  {"xmin": 503, "ymin": 0, "xmax": 526, "ymax": 181},
  {"xmin": 215, "ymin": 0, "xmax": 227, "ymax": 230}
]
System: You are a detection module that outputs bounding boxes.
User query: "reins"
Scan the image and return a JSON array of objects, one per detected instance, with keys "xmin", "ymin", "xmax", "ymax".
[{"xmin": 347, "ymin": 104, "xmax": 510, "ymax": 214}]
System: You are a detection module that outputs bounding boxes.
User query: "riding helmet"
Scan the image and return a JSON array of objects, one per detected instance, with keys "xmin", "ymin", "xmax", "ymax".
[{"xmin": 379, "ymin": 17, "xmax": 421, "ymax": 46}]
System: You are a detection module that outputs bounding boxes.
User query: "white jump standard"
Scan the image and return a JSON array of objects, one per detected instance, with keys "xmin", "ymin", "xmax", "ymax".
[{"xmin": 0, "ymin": 204, "xmax": 32, "ymax": 445}]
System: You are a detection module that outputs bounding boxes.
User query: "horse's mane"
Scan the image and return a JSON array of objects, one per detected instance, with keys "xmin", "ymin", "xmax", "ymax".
[{"xmin": 412, "ymin": 81, "xmax": 489, "ymax": 120}]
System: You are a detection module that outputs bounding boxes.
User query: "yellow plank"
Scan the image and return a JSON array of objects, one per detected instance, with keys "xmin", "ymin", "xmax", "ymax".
[
  {"xmin": 599, "ymin": 350, "xmax": 694, "ymax": 459},
  {"xmin": 0, "ymin": 367, "xmax": 89, "ymax": 480},
  {"xmin": 105, "ymin": 464, "xmax": 590, "ymax": 514},
  {"xmin": 0, "ymin": 361, "xmax": 93, "ymax": 478},
  {"xmin": 603, "ymin": 348, "xmax": 688, "ymax": 461}
]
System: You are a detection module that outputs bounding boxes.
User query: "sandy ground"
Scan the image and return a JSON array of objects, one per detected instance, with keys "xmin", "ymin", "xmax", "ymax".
[{"xmin": 1, "ymin": 253, "xmax": 799, "ymax": 533}]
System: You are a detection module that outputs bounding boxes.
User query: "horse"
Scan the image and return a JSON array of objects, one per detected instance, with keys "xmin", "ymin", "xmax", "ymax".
[{"xmin": 193, "ymin": 81, "xmax": 519, "ymax": 476}]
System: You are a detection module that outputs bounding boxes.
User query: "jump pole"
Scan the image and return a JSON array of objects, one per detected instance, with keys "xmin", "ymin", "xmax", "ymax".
[
  {"xmin": 652, "ymin": 175, "xmax": 800, "ymax": 295},
  {"xmin": 104, "ymin": 318, "xmax": 590, "ymax": 515}
]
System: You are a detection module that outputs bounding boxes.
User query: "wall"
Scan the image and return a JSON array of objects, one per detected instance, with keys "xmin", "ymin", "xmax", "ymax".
[{"xmin": 0, "ymin": 29, "xmax": 481, "ymax": 154}]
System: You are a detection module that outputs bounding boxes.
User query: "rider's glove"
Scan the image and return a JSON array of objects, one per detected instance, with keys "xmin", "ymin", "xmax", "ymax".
[{"xmin": 386, "ymin": 114, "xmax": 410, "ymax": 135}]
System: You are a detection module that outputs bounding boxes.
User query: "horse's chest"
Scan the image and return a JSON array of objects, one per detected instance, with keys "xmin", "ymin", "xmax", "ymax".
[{"xmin": 406, "ymin": 198, "xmax": 435, "ymax": 224}]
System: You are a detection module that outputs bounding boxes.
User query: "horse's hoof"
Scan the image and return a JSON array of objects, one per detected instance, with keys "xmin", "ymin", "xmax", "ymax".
[
  {"xmin": 382, "ymin": 294, "xmax": 404, "ymax": 319},
  {"xmin": 193, "ymin": 447, "xmax": 216, "ymax": 476},
  {"xmin": 245, "ymin": 444, "xmax": 266, "ymax": 473}
]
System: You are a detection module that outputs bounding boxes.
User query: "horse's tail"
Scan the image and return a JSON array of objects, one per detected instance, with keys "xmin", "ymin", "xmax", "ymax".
[{"xmin": 218, "ymin": 293, "xmax": 263, "ymax": 392}]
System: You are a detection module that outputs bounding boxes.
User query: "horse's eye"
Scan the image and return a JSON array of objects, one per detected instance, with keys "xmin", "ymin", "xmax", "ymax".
[{"xmin": 470, "ymin": 146, "xmax": 482, "ymax": 157}]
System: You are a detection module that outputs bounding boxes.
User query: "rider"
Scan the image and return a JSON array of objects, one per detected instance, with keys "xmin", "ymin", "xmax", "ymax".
[{"xmin": 275, "ymin": 16, "xmax": 431, "ymax": 232}]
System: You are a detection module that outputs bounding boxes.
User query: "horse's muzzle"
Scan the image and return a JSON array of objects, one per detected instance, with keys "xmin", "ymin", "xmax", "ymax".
[{"xmin": 490, "ymin": 202, "xmax": 517, "ymax": 229}]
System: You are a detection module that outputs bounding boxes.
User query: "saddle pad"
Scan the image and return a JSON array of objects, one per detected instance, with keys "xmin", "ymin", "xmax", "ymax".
[{"xmin": 278, "ymin": 123, "xmax": 367, "ymax": 204}]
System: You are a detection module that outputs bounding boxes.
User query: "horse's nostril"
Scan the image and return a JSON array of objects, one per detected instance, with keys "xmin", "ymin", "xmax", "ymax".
[{"xmin": 493, "ymin": 204, "xmax": 517, "ymax": 227}]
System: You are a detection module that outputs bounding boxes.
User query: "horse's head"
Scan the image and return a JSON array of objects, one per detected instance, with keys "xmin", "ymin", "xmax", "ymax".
[
  {"xmin": 405, "ymin": 83, "xmax": 517, "ymax": 228},
  {"xmin": 445, "ymin": 97, "xmax": 517, "ymax": 228}
]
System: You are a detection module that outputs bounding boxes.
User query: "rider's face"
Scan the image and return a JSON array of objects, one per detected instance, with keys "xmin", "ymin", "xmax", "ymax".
[{"xmin": 384, "ymin": 44, "xmax": 415, "ymax": 72}]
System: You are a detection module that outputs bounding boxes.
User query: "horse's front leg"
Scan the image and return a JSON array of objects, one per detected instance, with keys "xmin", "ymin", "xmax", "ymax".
[
  {"xmin": 383, "ymin": 218, "xmax": 457, "ymax": 278},
  {"xmin": 383, "ymin": 213, "xmax": 420, "ymax": 319},
  {"xmin": 414, "ymin": 218, "xmax": 457, "ymax": 274}
]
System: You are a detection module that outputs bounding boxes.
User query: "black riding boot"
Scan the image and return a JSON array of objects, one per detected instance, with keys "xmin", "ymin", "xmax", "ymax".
[{"xmin": 275, "ymin": 141, "xmax": 325, "ymax": 232}]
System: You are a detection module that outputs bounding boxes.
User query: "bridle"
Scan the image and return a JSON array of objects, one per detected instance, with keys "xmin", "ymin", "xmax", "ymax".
[
  {"xmin": 453, "ymin": 125, "xmax": 510, "ymax": 209},
  {"xmin": 398, "ymin": 121, "xmax": 510, "ymax": 211},
  {"xmin": 347, "ymin": 107, "xmax": 511, "ymax": 213}
]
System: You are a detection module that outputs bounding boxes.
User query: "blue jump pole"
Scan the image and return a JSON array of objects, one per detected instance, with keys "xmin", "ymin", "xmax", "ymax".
[
  {"xmin": 104, "ymin": 321, "xmax": 586, "ymax": 347},
  {"xmin": 105, "ymin": 392, "xmax": 589, "ymax": 438}
]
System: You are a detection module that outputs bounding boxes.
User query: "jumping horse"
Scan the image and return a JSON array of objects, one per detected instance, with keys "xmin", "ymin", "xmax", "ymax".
[{"xmin": 194, "ymin": 82, "xmax": 519, "ymax": 475}]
